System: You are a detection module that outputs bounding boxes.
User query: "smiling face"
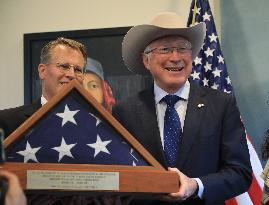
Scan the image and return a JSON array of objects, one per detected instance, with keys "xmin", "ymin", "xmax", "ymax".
[
  {"xmin": 38, "ymin": 44, "xmax": 85, "ymax": 101},
  {"xmin": 142, "ymin": 36, "xmax": 193, "ymax": 93}
]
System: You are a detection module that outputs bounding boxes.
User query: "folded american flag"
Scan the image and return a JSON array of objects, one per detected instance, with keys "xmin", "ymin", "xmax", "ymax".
[{"xmin": 6, "ymin": 94, "xmax": 148, "ymax": 166}]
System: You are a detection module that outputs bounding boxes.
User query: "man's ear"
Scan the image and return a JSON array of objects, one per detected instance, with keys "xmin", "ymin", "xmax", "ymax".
[
  {"xmin": 142, "ymin": 53, "xmax": 150, "ymax": 71},
  {"xmin": 38, "ymin": 64, "xmax": 46, "ymax": 80}
]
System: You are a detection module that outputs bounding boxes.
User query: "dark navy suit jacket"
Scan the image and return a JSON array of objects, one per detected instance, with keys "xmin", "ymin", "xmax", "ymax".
[
  {"xmin": 113, "ymin": 83, "xmax": 252, "ymax": 205},
  {"xmin": 0, "ymin": 100, "xmax": 41, "ymax": 137}
]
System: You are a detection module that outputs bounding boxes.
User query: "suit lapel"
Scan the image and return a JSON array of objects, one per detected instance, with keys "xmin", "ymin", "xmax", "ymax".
[
  {"xmin": 137, "ymin": 88, "xmax": 167, "ymax": 167},
  {"xmin": 177, "ymin": 84, "xmax": 207, "ymax": 168},
  {"xmin": 23, "ymin": 100, "xmax": 42, "ymax": 118}
]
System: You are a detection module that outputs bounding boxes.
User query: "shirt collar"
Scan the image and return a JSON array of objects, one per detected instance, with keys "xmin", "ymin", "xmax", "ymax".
[
  {"xmin": 154, "ymin": 80, "xmax": 190, "ymax": 104},
  {"xmin": 41, "ymin": 95, "xmax": 48, "ymax": 106}
]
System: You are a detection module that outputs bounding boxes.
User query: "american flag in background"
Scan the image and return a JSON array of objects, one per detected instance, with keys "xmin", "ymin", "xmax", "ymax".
[
  {"xmin": 6, "ymin": 94, "xmax": 148, "ymax": 166},
  {"xmin": 187, "ymin": 0, "xmax": 263, "ymax": 204},
  {"xmin": 188, "ymin": 0, "xmax": 233, "ymax": 94}
]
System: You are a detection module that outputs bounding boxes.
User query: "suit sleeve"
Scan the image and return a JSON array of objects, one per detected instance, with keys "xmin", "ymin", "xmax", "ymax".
[
  {"xmin": 0, "ymin": 111, "xmax": 13, "ymax": 137},
  {"xmin": 200, "ymin": 96, "xmax": 252, "ymax": 204}
]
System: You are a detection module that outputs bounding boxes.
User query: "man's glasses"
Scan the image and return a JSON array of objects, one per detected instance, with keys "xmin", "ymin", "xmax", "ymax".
[
  {"xmin": 144, "ymin": 46, "xmax": 192, "ymax": 55},
  {"xmin": 144, "ymin": 40, "xmax": 192, "ymax": 55},
  {"xmin": 52, "ymin": 63, "xmax": 84, "ymax": 76}
]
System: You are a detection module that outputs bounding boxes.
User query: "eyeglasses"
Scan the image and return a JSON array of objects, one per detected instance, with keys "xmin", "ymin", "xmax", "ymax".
[
  {"xmin": 52, "ymin": 63, "xmax": 84, "ymax": 76},
  {"xmin": 144, "ymin": 46, "xmax": 192, "ymax": 55}
]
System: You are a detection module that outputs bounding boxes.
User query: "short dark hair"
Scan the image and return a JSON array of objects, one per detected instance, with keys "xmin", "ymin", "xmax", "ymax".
[{"xmin": 40, "ymin": 37, "xmax": 87, "ymax": 68}]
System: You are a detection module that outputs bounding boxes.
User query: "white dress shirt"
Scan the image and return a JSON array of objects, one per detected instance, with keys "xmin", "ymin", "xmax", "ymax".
[
  {"xmin": 41, "ymin": 95, "xmax": 47, "ymax": 106},
  {"xmin": 154, "ymin": 80, "xmax": 204, "ymax": 198}
]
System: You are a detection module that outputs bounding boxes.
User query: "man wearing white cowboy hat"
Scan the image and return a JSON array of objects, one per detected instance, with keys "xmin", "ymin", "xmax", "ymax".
[{"xmin": 113, "ymin": 12, "xmax": 252, "ymax": 205}]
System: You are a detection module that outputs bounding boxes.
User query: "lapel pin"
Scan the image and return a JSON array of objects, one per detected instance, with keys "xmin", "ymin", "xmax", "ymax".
[{"xmin": 198, "ymin": 103, "xmax": 205, "ymax": 108}]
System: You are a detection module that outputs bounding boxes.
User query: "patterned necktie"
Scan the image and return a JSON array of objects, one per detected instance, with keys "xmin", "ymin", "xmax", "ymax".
[{"xmin": 163, "ymin": 94, "xmax": 182, "ymax": 167}]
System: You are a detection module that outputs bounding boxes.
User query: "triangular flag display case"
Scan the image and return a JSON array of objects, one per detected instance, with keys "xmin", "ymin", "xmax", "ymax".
[{"xmin": 1, "ymin": 80, "xmax": 178, "ymax": 194}]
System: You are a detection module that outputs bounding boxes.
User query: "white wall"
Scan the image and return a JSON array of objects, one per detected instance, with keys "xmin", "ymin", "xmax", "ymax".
[{"xmin": 0, "ymin": 0, "xmax": 219, "ymax": 109}]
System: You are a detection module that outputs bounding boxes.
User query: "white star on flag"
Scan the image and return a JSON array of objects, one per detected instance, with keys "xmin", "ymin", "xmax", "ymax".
[
  {"xmin": 209, "ymin": 33, "xmax": 218, "ymax": 43},
  {"xmin": 16, "ymin": 141, "xmax": 41, "ymax": 163},
  {"xmin": 130, "ymin": 148, "xmax": 138, "ymax": 162},
  {"xmin": 52, "ymin": 137, "xmax": 76, "ymax": 162},
  {"xmin": 226, "ymin": 76, "xmax": 232, "ymax": 85},
  {"xmin": 89, "ymin": 113, "xmax": 101, "ymax": 126},
  {"xmin": 204, "ymin": 47, "xmax": 215, "ymax": 57},
  {"xmin": 194, "ymin": 57, "xmax": 202, "ymax": 65},
  {"xmin": 224, "ymin": 89, "xmax": 231, "ymax": 94},
  {"xmin": 211, "ymin": 83, "xmax": 219, "ymax": 90},
  {"xmin": 191, "ymin": 71, "xmax": 200, "ymax": 80},
  {"xmin": 192, "ymin": 7, "xmax": 201, "ymax": 15},
  {"xmin": 217, "ymin": 55, "xmax": 225, "ymax": 64},
  {"xmin": 122, "ymin": 141, "xmax": 138, "ymax": 166},
  {"xmin": 87, "ymin": 135, "xmax": 112, "ymax": 157},
  {"xmin": 204, "ymin": 62, "xmax": 212, "ymax": 72},
  {"xmin": 212, "ymin": 68, "xmax": 222, "ymax": 78},
  {"xmin": 202, "ymin": 12, "xmax": 211, "ymax": 21},
  {"xmin": 56, "ymin": 104, "xmax": 79, "ymax": 126},
  {"xmin": 202, "ymin": 78, "xmax": 209, "ymax": 86}
]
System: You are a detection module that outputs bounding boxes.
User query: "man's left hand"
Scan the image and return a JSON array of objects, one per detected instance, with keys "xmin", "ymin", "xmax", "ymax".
[{"xmin": 156, "ymin": 167, "xmax": 198, "ymax": 202}]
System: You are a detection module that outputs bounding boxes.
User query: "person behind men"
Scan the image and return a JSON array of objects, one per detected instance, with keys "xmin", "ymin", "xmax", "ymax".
[
  {"xmin": 83, "ymin": 57, "xmax": 115, "ymax": 113},
  {"xmin": 0, "ymin": 37, "xmax": 87, "ymax": 137},
  {"xmin": 112, "ymin": 12, "xmax": 252, "ymax": 205},
  {"xmin": 0, "ymin": 170, "xmax": 27, "ymax": 205},
  {"xmin": 261, "ymin": 129, "xmax": 269, "ymax": 205}
]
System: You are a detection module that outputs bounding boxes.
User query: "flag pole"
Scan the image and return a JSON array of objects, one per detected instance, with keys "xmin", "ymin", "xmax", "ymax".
[{"xmin": 191, "ymin": 0, "xmax": 197, "ymax": 25}]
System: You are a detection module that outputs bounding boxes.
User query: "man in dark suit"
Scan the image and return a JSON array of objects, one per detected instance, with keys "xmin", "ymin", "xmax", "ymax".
[
  {"xmin": 0, "ymin": 37, "xmax": 87, "ymax": 137},
  {"xmin": 112, "ymin": 12, "xmax": 252, "ymax": 205},
  {"xmin": 0, "ymin": 37, "xmax": 87, "ymax": 205},
  {"xmin": 0, "ymin": 38, "xmax": 129, "ymax": 205}
]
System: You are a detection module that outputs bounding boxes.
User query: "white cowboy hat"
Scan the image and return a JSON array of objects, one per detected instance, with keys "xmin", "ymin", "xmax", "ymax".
[{"xmin": 122, "ymin": 12, "xmax": 206, "ymax": 75}]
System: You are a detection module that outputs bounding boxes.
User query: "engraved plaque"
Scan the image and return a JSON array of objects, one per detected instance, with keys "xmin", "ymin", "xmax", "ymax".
[{"xmin": 27, "ymin": 170, "xmax": 119, "ymax": 190}]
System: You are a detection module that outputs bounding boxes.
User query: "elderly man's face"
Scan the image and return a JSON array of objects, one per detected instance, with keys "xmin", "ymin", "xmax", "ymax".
[{"xmin": 142, "ymin": 36, "xmax": 192, "ymax": 93}]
